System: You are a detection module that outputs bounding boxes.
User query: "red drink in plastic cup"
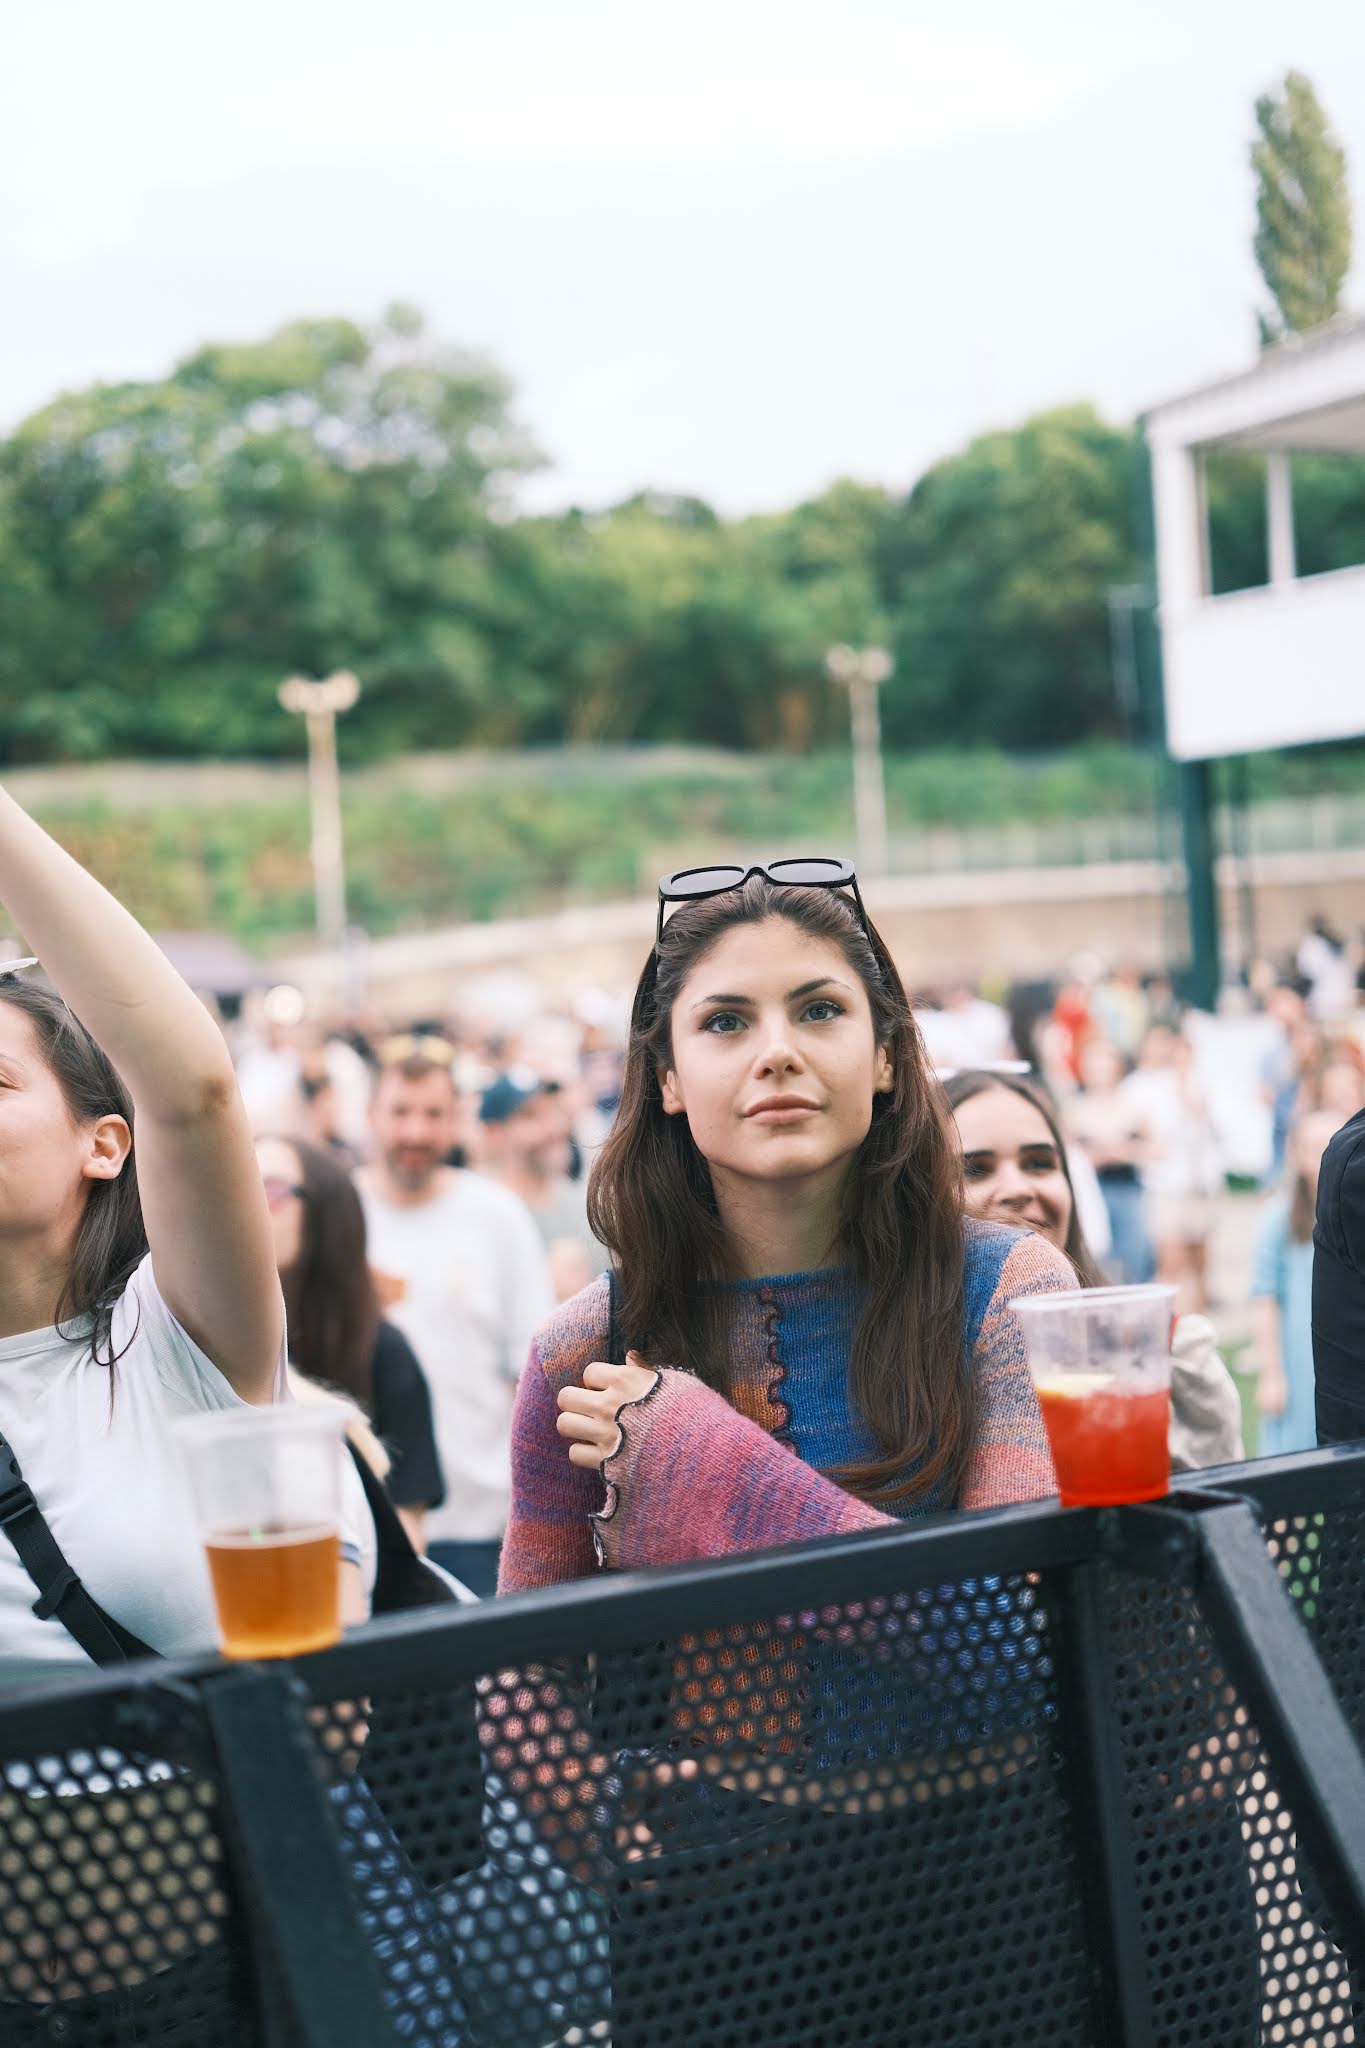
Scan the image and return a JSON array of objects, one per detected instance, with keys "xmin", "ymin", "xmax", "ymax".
[
  {"xmin": 1034, "ymin": 1375, "xmax": 1172, "ymax": 1508},
  {"xmin": 1011, "ymin": 1285, "xmax": 1176, "ymax": 1510}
]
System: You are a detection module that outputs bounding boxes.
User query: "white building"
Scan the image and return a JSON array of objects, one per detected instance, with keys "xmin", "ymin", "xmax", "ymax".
[{"xmin": 1147, "ymin": 316, "xmax": 1365, "ymax": 764}]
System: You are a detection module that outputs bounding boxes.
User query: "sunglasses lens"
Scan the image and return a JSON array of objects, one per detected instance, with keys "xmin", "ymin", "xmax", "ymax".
[
  {"xmin": 766, "ymin": 858, "xmax": 852, "ymax": 885},
  {"xmin": 662, "ymin": 865, "xmax": 749, "ymax": 898}
]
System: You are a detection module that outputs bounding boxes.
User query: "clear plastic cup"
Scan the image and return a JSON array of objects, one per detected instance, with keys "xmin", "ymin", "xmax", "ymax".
[
  {"xmin": 175, "ymin": 1406, "xmax": 347, "ymax": 1658},
  {"xmin": 1010, "ymin": 1284, "xmax": 1177, "ymax": 1508}
]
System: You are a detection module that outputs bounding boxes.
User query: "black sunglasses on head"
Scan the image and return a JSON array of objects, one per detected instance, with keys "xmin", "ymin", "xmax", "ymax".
[{"xmin": 655, "ymin": 857, "xmax": 868, "ymax": 946}]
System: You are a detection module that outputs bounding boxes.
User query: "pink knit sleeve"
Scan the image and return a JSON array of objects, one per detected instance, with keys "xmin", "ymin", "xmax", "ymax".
[
  {"xmin": 591, "ymin": 1368, "xmax": 891, "ymax": 1571},
  {"xmin": 958, "ymin": 1231, "xmax": 1070, "ymax": 1509},
  {"xmin": 498, "ymin": 1337, "xmax": 602, "ymax": 1593}
]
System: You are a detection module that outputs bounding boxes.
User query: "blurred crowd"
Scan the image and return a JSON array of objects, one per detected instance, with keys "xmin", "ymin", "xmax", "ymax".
[{"xmin": 210, "ymin": 910, "xmax": 1365, "ymax": 1595}]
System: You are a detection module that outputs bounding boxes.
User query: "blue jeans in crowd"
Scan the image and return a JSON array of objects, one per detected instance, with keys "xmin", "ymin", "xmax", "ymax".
[{"xmin": 429, "ymin": 1539, "xmax": 502, "ymax": 1601}]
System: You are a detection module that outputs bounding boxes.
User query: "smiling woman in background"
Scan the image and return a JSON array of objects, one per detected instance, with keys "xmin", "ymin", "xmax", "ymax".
[{"xmin": 942, "ymin": 1067, "xmax": 1243, "ymax": 1473}]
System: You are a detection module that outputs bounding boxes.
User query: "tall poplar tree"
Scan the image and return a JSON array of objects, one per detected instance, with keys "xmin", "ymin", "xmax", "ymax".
[{"xmin": 1252, "ymin": 72, "xmax": 1352, "ymax": 345}]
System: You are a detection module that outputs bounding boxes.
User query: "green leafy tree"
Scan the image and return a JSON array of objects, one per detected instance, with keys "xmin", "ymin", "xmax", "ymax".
[
  {"xmin": 879, "ymin": 407, "xmax": 1139, "ymax": 749},
  {"xmin": 1252, "ymin": 72, "xmax": 1352, "ymax": 344},
  {"xmin": 0, "ymin": 313, "xmax": 1164, "ymax": 765},
  {"xmin": 0, "ymin": 309, "xmax": 538, "ymax": 762}
]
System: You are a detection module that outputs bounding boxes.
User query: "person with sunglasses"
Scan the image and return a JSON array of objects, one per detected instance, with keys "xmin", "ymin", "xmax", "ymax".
[
  {"xmin": 499, "ymin": 858, "xmax": 1073, "ymax": 1593},
  {"xmin": 357, "ymin": 1031, "xmax": 552, "ymax": 1597},
  {"xmin": 0, "ymin": 787, "xmax": 375, "ymax": 1689},
  {"xmin": 489, "ymin": 862, "xmax": 1081, "ymax": 2047}
]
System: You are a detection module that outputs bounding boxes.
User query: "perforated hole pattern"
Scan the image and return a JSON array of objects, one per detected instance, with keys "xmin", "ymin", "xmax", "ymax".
[
  {"xmin": 1099, "ymin": 1558, "xmax": 1362, "ymax": 2048},
  {"xmin": 0, "ymin": 1503, "xmax": 1361, "ymax": 2047},
  {"xmin": 0, "ymin": 1742, "xmax": 251, "ymax": 2047},
  {"xmin": 313, "ymin": 1575, "xmax": 1095, "ymax": 2048}
]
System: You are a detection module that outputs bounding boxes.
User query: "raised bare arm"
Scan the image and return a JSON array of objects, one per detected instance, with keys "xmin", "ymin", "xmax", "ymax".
[{"xmin": 0, "ymin": 788, "xmax": 281, "ymax": 1399}]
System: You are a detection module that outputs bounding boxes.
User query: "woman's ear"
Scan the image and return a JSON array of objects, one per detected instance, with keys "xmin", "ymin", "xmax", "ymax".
[
  {"xmin": 81, "ymin": 1114, "xmax": 132, "ymax": 1182},
  {"xmin": 657, "ymin": 1067, "xmax": 685, "ymax": 1116},
  {"xmin": 873, "ymin": 1046, "xmax": 894, "ymax": 1095}
]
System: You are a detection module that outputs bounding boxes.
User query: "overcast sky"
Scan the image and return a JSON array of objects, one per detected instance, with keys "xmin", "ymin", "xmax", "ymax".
[{"xmin": 7, "ymin": 1, "xmax": 1364, "ymax": 513}]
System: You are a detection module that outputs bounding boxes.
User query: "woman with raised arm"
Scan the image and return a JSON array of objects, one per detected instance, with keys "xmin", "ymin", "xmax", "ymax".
[
  {"xmin": 0, "ymin": 787, "xmax": 372, "ymax": 1688},
  {"xmin": 499, "ymin": 860, "xmax": 1073, "ymax": 1590}
]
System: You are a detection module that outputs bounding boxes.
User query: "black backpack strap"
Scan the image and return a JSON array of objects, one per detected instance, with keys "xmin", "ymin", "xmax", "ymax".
[{"xmin": 0, "ymin": 1429, "xmax": 157, "ymax": 1664}]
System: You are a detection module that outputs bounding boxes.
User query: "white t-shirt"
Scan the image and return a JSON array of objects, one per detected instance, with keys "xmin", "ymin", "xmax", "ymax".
[
  {"xmin": 1121, "ymin": 1068, "xmax": 1221, "ymax": 1201},
  {"xmin": 360, "ymin": 1170, "xmax": 553, "ymax": 1543},
  {"xmin": 0, "ymin": 1257, "xmax": 375, "ymax": 1691}
]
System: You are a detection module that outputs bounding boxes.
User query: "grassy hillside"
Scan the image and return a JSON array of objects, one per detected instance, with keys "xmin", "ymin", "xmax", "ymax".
[{"xmin": 12, "ymin": 741, "xmax": 1365, "ymax": 953}]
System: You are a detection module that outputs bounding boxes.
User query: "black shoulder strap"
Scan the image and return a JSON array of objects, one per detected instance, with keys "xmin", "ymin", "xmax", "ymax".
[
  {"xmin": 0, "ymin": 1429, "xmax": 157, "ymax": 1664},
  {"xmin": 345, "ymin": 1437, "xmax": 456, "ymax": 1611}
]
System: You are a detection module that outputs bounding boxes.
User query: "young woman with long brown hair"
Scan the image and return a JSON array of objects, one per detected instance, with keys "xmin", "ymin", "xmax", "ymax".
[{"xmin": 498, "ymin": 861, "xmax": 1074, "ymax": 1590}]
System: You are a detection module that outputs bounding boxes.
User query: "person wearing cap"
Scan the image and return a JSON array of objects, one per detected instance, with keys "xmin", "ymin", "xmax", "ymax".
[
  {"xmin": 356, "ymin": 1035, "xmax": 552, "ymax": 1596},
  {"xmin": 1313, "ymin": 1103, "xmax": 1365, "ymax": 1445},
  {"xmin": 476, "ymin": 1073, "xmax": 609, "ymax": 1302}
]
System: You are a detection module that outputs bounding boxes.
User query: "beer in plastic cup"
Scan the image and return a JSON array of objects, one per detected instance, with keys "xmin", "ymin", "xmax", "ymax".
[
  {"xmin": 1010, "ymin": 1284, "xmax": 1176, "ymax": 1508},
  {"xmin": 175, "ymin": 1406, "xmax": 346, "ymax": 1658}
]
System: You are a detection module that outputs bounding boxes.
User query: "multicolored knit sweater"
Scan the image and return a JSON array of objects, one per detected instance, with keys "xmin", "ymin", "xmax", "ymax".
[{"xmin": 499, "ymin": 1218, "xmax": 1071, "ymax": 1594}]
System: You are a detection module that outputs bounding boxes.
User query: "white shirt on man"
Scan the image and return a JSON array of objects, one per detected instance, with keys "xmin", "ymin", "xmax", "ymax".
[
  {"xmin": 359, "ymin": 1169, "xmax": 552, "ymax": 1543},
  {"xmin": 0, "ymin": 1257, "xmax": 375, "ymax": 1691}
]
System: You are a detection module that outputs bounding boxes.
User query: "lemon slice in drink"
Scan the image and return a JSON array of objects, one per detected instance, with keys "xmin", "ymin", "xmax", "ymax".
[{"xmin": 1033, "ymin": 1373, "xmax": 1118, "ymax": 1398}]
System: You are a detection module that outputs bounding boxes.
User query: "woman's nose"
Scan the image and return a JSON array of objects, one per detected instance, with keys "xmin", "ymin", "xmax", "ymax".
[{"xmin": 754, "ymin": 1024, "xmax": 799, "ymax": 1071}]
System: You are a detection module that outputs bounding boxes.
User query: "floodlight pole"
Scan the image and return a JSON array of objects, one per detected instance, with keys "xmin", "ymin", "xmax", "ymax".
[
  {"xmin": 277, "ymin": 671, "xmax": 361, "ymax": 967},
  {"xmin": 826, "ymin": 645, "xmax": 893, "ymax": 878}
]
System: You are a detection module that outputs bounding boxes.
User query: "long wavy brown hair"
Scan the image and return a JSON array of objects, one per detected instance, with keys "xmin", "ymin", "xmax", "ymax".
[
  {"xmin": 0, "ymin": 978, "xmax": 147, "ymax": 1367},
  {"xmin": 587, "ymin": 874, "xmax": 973, "ymax": 1508},
  {"xmin": 272, "ymin": 1137, "xmax": 382, "ymax": 1409}
]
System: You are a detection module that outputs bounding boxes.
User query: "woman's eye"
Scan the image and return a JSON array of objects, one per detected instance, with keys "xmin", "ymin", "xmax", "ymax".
[
  {"xmin": 962, "ymin": 1157, "xmax": 993, "ymax": 1181},
  {"xmin": 1022, "ymin": 1152, "xmax": 1060, "ymax": 1175},
  {"xmin": 801, "ymin": 999, "xmax": 843, "ymax": 1023},
  {"xmin": 702, "ymin": 1011, "xmax": 746, "ymax": 1035}
]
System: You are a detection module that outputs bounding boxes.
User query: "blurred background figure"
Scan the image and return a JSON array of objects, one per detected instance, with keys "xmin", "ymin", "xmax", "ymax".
[
  {"xmin": 1259, "ymin": 984, "xmax": 1312, "ymax": 1183},
  {"xmin": 1297, "ymin": 915, "xmax": 1354, "ymax": 1025},
  {"xmin": 256, "ymin": 1134, "xmax": 444, "ymax": 1549},
  {"xmin": 356, "ymin": 1036, "xmax": 551, "ymax": 1595},
  {"xmin": 1123, "ymin": 1026, "xmax": 1221, "ymax": 1316},
  {"xmin": 915, "ymin": 981, "xmax": 1014, "ymax": 1071},
  {"xmin": 1065, "ymin": 1039, "xmax": 1156, "ymax": 1284},
  {"xmin": 475, "ymin": 1073, "xmax": 608, "ymax": 1302},
  {"xmin": 1317, "ymin": 1044, "xmax": 1365, "ymax": 1125},
  {"xmin": 234, "ymin": 983, "xmax": 308, "ymax": 1132},
  {"xmin": 1092, "ymin": 963, "xmax": 1151, "ymax": 1063},
  {"xmin": 1253, "ymin": 1109, "xmax": 1341, "ymax": 1456}
]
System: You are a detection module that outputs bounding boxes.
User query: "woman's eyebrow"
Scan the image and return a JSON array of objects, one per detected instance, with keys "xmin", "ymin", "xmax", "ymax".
[
  {"xmin": 961, "ymin": 1148, "xmax": 995, "ymax": 1164},
  {"xmin": 690, "ymin": 976, "xmax": 851, "ymax": 1013},
  {"xmin": 785, "ymin": 977, "xmax": 850, "ymax": 1001}
]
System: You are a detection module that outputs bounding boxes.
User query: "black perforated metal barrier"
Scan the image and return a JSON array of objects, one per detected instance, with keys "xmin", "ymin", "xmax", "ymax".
[{"xmin": 0, "ymin": 1448, "xmax": 1363, "ymax": 2048}]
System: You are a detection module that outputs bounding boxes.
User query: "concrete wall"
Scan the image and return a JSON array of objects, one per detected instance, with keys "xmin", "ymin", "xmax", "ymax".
[{"xmin": 280, "ymin": 846, "xmax": 1365, "ymax": 1014}]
